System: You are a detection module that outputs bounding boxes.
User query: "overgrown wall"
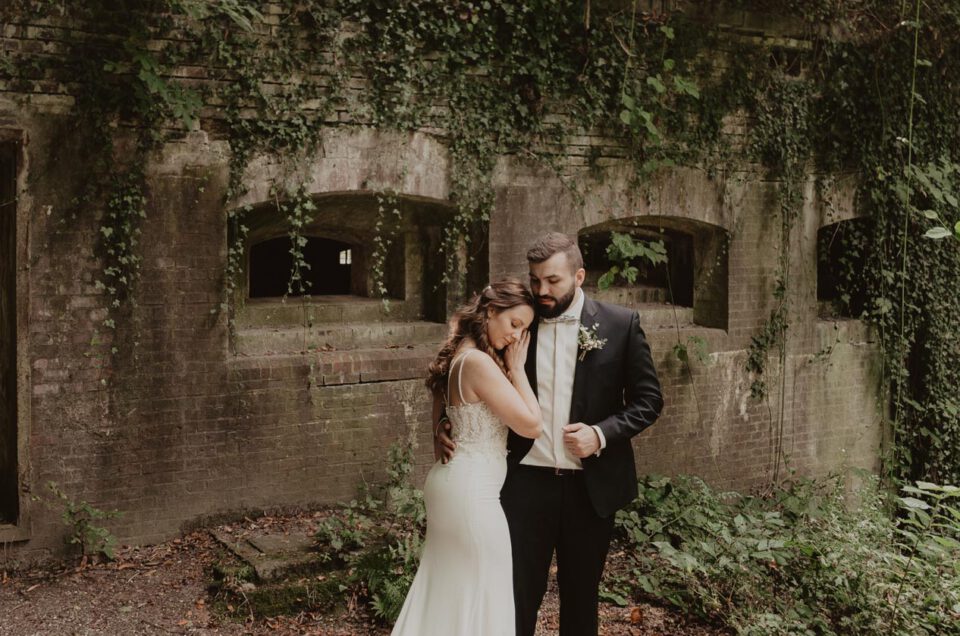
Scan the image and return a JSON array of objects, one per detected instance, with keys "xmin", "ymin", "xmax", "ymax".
[{"xmin": 0, "ymin": 3, "xmax": 884, "ymax": 564}]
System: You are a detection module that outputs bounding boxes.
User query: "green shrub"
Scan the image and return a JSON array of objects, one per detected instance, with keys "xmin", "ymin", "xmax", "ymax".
[
  {"xmin": 615, "ymin": 475, "xmax": 960, "ymax": 635},
  {"xmin": 46, "ymin": 482, "xmax": 122, "ymax": 561}
]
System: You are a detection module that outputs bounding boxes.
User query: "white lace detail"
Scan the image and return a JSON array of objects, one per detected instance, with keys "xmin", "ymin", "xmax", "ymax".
[
  {"xmin": 446, "ymin": 401, "xmax": 509, "ymax": 458},
  {"xmin": 446, "ymin": 350, "xmax": 509, "ymax": 458}
]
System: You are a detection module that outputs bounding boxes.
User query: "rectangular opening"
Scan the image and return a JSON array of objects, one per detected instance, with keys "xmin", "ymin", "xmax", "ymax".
[{"xmin": 0, "ymin": 140, "xmax": 18, "ymax": 524}]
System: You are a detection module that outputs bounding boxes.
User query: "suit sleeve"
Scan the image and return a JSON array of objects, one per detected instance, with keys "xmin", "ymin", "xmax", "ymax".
[{"xmin": 594, "ymin": 311, "xmax": 663, "ymax": 444}]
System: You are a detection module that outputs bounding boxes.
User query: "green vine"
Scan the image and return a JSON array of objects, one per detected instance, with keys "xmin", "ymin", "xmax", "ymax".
[
  {"xmin": 4, "ymin": 0, "xmax": 960, "ymax": 483},
  {"xmin": 278, "ymin": 186, "xmax": 317, "ymax": 297},
  {"xmin": 222, "ymin": 205, "xmax": 250, "ymax": 316},
  {"xmin": 372, "ymin": 190, "xmax": 403, "ymax": 309},
  {"xmin": 745, "ymin": 277, "xmax": 788, "ymax": 402},
  {"xmin": 799, "ymin": 2, "xmax": 960, "ymax": 484}
]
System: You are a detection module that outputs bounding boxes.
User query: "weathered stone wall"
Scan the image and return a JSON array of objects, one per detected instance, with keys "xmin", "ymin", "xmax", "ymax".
[
  {"xmin": 0, "ymin": 7, "xmax": 884, "ymax": 564},
  {"xmin": 491, "ymin": 161, "xmax": 882, "ymax": 488}
]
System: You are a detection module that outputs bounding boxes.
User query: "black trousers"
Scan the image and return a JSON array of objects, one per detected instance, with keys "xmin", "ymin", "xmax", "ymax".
[{"xmin": 501, "ymin": 465, "xmax": 616, "ymax": 636}]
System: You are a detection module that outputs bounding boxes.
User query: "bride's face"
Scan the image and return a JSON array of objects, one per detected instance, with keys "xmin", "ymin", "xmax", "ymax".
[{"xmin": 486, "ymin": 304, "xmax": 535, "ymax": 351}]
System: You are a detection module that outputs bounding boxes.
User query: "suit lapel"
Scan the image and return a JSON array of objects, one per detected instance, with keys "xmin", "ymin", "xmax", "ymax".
[
  {"xmin": 524, "ymin": 320, "xmax": 539, "ymax": 398},
  {"xmin": 570, "ymin": 296, "xmax": 600, "ymax": 423}
]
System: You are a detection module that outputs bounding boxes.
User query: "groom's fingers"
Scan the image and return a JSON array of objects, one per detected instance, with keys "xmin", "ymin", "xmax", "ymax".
[
  {"xmin": 436, "ymin": 421, "xmax": 457, "ymax": 460},
  {"xmin": 439, "ymin": 422, "xmax": 456, "ymax": 447},
  {"xmin": 562, "ymin": 423, "xmax": 599, "ymax": 458}
]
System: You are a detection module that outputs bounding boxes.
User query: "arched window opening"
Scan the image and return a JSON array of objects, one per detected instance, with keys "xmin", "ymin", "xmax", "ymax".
[
  {"xmin": 249, "ymin": 236, "xmax": 357, "ymax": 298},
  {"xmin": 228, "ymin": 192, "xmax": 471, "ymax": 352},
  {"xmin": 578, "ymin": 217, "xmax": 728, "ymax": 330},
  {"xmin": 580, "ymin": 227, "xmax": 694, "ymax": 307},
  {"xmin": 817, "ymin": 218, "xmax": 872, "ymax": 319}
]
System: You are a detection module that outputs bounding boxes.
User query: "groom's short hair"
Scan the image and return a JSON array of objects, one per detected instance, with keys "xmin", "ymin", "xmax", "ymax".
[{"xmin": 526, "ymin": 232, "xmax": 584, "ymax": 272}]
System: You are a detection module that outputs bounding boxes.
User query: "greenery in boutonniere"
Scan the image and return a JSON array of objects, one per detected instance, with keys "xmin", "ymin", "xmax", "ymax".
[{"xmin": 578, "ymin": 323, "xmax": 607, "ymax": 362}]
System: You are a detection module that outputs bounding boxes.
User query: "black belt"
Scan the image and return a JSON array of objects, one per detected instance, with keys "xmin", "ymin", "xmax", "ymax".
[{"xmin": 523, "ymin": 464, "xmax": 584, "ymax": 477}]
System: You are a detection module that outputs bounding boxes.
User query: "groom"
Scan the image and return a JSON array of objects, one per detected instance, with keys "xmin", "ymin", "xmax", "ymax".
[{"xmin": 438, "ymin": 232, "xmax": 663, "ymax": 635}]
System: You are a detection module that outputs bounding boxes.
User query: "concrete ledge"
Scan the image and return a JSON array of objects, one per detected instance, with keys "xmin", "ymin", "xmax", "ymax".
[
  {"xmin": 586, "ymin": 285, "xmax": 670, "ymax": 306},
  {"xmin": 234, "ymin": 321, "xmax": 447, "ymax": 356},
  {"xmin": 0, "ymin": 521, "xmax": 30, "ymax": 543},
  {"xmin": 237, "ymin": 297, "xmax": 411, "ymax": 327},
  {"xmin": 229, "ymin": 343, "xmax": 437, "ymax": 386},
  {"xmin": 816, "ymin": 319, "xmax": 874, "ymax": 347}
]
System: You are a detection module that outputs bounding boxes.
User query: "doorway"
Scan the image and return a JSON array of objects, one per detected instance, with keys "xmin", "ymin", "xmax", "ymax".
[{"xmin": 0, "ymin": 140, "xmax": 18, "ymax": 524}]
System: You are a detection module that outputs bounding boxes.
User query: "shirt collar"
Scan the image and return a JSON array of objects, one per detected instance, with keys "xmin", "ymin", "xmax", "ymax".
[{"xmin": 569, "ymin": 287, "xmax": 586, "ymax": 319}]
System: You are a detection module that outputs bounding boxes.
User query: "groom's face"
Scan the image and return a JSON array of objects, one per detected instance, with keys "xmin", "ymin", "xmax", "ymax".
[{"xmin": 528, "ymin": 252, "xmax": 586, "ymax": 319}]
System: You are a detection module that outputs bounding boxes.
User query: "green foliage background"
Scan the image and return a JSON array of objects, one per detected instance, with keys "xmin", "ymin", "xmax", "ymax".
[
  {"xmin": 613, "ymin": 474, "xmax": 960, "ymax": 634},
  {"xmin": 1, "ymin": 0, "xmax": 959, "ymax": 483}
]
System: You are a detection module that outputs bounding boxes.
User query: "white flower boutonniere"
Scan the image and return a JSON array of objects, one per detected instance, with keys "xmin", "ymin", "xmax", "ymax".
[{"xmin": 577, "ymin": 323, "xmax": 607, "ymax": 362}]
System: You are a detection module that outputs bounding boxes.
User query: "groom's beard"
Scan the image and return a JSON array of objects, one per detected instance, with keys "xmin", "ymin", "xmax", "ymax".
[{"xmin": 536, "ymin": 286, "xmax": 577, "ymax": 319}]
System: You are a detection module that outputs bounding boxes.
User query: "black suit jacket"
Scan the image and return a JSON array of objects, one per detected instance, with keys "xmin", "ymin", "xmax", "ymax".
[{"xmin": 506, "ymin": 296, "xmax": 664, "ymax": 518}]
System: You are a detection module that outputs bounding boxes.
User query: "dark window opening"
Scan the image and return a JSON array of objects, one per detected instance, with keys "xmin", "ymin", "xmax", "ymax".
[
  {"xmin": 817, "ymin": 219, "xmax": 871, "ymax": 319},
  {"xmin": 580, "ymin": 228, "xmax": 694, "ymax": 307},
  {"xmin": 249, "ymin": 236, "xmax": 356, "ymax": 298},
  {"xmin": 1, "ymin": 140, "xmax": 18, "ymax": 524},
  {"xmin": 768, "ymin": 47, "xmax": 805, "ymax": 77}
]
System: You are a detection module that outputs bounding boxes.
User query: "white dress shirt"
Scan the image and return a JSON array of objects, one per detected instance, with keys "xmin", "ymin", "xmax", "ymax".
[{"xmin": 521, "ymin": 289, "xmax": 606, "ymax": 470}]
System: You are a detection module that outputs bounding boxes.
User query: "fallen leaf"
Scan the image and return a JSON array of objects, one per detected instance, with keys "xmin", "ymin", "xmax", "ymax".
[{"xmin": 630, "ymin": 606, "xmax": 644, "ymax": 624}]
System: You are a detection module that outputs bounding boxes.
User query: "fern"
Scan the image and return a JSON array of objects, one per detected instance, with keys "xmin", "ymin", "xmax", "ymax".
[{"xmin": 314, "ymin": 442, "xmax": 426, "ymax": 623}]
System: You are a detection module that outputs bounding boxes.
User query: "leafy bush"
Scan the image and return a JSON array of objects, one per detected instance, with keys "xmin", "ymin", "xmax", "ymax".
[
  {"xmin": 46, "ymin": 482, "xmax": 121, "ymax": 561},
  {"xmin": 615, "ymin": 475, "xmax": 960, "ymax": 635},
  {"xmin": 315, "ymin": 446, "xmax": 960, "ymax": 633},
  {"xmin": 597, "ymin": 231, "xmax": 669, "ymax": 291},
  {"xmin": 314, "ymin": 443, "xmax": 426, "ymax": 622}
]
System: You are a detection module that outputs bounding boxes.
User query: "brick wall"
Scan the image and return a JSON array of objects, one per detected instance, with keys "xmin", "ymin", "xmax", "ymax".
[{"xmin": 0, "ymin": 6, "xmax": 883, "ymax": 564}]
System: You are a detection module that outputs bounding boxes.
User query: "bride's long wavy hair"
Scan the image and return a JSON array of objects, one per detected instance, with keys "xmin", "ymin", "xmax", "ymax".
[{"xmin": 426, "ymin": 279, "xmax": 534, "ymax": 399}]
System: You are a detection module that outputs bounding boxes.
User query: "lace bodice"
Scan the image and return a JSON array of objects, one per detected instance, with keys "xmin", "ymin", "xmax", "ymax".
[
  {"xmin": 446, "ymin": 401, "xmax": 509, "ymax": 457},
  {"xmin": 446, "ymin": 350, "xmax": 509, "ymax": 458}
]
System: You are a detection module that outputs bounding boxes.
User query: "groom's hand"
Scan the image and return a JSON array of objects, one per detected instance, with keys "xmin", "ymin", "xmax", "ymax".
[
  {"xmin": 434, "ymin": 419, "xmax": 456, "ymax": 463},
  {"xmin": 562, "ymin": 423, "xmax": 600, "ymax": 458}
]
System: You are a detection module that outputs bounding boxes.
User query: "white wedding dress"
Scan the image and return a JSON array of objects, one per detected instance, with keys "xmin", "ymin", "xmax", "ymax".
[{"xmin": 391, "ymin": 349, "xmax": 515, "ymax": 636}]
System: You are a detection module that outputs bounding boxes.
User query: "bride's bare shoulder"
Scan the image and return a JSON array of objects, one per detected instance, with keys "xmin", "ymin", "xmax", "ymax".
[{"xmin": 457, "ymin": 349, "xmax": 502, "ymax": 384}]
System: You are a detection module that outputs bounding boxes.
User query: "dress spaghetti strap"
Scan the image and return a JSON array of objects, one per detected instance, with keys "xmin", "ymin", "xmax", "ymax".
[{"xmin": 447, "ymin": 349, "xmax": 475, "ymax": 407}]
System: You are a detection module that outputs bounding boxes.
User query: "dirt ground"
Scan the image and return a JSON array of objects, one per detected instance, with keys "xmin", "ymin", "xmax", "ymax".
[{"xmin": 0, "ymin": 514, "xmax": 725, "ymax": 636}]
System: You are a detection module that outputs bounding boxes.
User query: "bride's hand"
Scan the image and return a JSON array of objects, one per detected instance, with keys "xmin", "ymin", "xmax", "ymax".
[{"xmin": 504, "ymin": 330, "xmax": 530, "ymax": 376}]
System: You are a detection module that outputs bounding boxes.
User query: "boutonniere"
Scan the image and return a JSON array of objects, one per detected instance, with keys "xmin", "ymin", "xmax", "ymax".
[{"xmin": 577, "ymin": 323, "xmax": 607, "ymax": 362}]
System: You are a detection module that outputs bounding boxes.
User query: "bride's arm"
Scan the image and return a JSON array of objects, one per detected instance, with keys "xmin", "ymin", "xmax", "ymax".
[{"xmin": 467, "ymin": 333, "xmax": 542, "ymax": 439}]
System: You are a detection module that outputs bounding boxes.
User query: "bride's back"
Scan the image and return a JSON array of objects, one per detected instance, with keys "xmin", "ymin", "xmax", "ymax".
[{"xmin": 446, "ymin": 349, "xmax": 509, "ymax": 457}]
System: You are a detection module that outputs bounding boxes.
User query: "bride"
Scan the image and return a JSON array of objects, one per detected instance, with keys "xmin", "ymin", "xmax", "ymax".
[{"xmin": 391, "ymin": 280, "xmax": 542, "ymax": 636}]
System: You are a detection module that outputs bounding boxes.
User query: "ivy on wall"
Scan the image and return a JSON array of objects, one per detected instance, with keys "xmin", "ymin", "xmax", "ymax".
[
  {"xmin": 792, "ymin": 1, "xmax": 960, "ymax": 484},
  {"xmin": 1, "ymin": 0, "xmax": 959, "ymax": 483}
]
